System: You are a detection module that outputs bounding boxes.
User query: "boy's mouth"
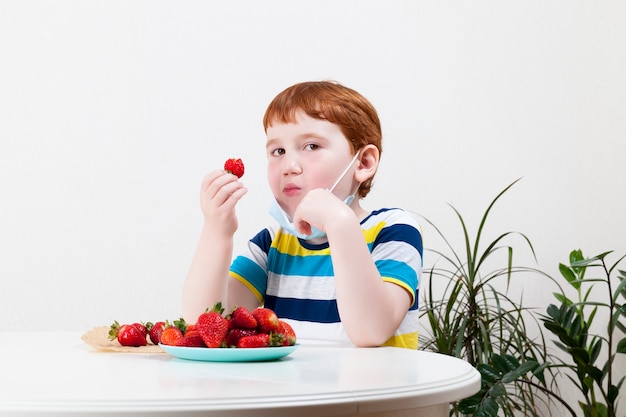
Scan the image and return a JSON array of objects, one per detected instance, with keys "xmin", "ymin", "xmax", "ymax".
[{"xmin": 283, "ymin": 184, "xmax": 301, "ymax": 197}]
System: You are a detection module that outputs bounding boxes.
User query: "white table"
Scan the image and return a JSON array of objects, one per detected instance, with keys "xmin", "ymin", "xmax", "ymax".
[{"xmin": 0, "ymin": 332, "xmax": 480, "ymax": 416}]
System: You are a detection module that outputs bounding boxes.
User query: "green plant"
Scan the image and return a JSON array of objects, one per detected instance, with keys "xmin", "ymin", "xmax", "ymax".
[
  {"xmin": 419, "ymin": 179, "xmax": 558, "ymax": 417},
  {"xmin": 540, "ymin": 250, "xmax": 626, "ymax": 417}
]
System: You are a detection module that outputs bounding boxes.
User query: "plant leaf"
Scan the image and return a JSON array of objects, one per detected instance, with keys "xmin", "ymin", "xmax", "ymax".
[
  {"xmin": 545, "ymin": 304, "xmax": 561, "ymax": 320},
  {"xmin": 588, "ymin": 365, "xmax": 604, "ymax": 384},
  {"xmin": 617, "ymin": 337, "xmax": 626, "ymax": 354},
  {"xmin": 477, "ymin": 396, "xmax": 499, "ymax": 417},
  {"xmin": 501, "ymin": 360, "xmax": 538, "ymax": 383},
  {"xmin": 619, "ymin": 270, "xmax": 626, "ymax": 300},
  {"xmin": 569, "ymin": 347, "xmax": 590, "ymax": 364},
  {"xmin": 492, "ymin": 353, "xmax": 519, "ymax": 372},
  {"xmin": 532, "ymin": 361, "xmax": 549, "ymax": 385},
  {"xmin": 580, "ymin": 401, "xmax": 608, "ymax": 417},
  {"xmin": 608, "ymin": 384, "xmax": 620, "ymax": 403},
  {"xmin": 613, "ymin": 273, "xmax": 626, "ymax": 303},
  {"xmin": 488, "ymin": 382, "xmax": 506, "ymax": 398},
  {"xmin": 458, "ymin": 391, "xmax": 483, "ymax": 412},
  {"xmin": 572, "ymin": 251, "xmax": 612, "ymax": 267},
  {"xmin": 559, "ymin": 263, "xmax": 579, "ymax": 289},
  {"xmin": 569, "ymin": 249, "xmax": 586, "ymax": 279},
  {"xmin": 478, "ymin": 363, "xmax": 501, "ymax": 384},
  {"xmin": 553, "ymin": 292, "xmax": 573, "ymax": 306}
]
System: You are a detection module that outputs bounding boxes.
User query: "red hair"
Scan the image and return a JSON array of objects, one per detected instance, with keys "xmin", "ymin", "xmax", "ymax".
[{"xmin": 263, "ymin": 81, "xmax": 382, "ymax": 197}]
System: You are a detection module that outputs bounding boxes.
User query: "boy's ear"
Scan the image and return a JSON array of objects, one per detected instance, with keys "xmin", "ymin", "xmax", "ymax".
[{"xmin": 355, "ymin": 144, "xmax": 379, "ymax": 182}]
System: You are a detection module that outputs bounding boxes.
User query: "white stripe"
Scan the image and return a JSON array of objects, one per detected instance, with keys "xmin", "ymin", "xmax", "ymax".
[
  {"xmin": 282, "ymin": 318, "xmax": 350, "ymax": 343},
  {"xmin": 267, "ymin": 274, "xmax": 336, "ymax": 300},
  {"xmin": 373, "ymin": 240, "xmax": 422, "ymax": 272}
]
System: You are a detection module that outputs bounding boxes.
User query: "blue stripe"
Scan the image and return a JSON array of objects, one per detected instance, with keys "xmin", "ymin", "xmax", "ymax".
[
  {"xmin": 267, "ymin": 247, "xmax": 334, "ymax": 276},
  {"xmin": 230, "ymin": 256, "xmax": 268, "ymax": 296},
  {"xmin": 410, "ymin": 289, "xmax": 419, "ymax": 310},
  {"xmin": 264, "ymin": 295, "xmax": 340, "ymax": 323},
  {"xmin": 365, "ymin": 207, "xmax": 396, "ymax": 219},
  {"xmin": 373, "ymin": 223, "xmax": 423, "ymax": 257},
  {"xmin": 376, "ymin": 258, "xmax": 418, "ymax": 294},
  {"xmin": 250, "ymin": 228, "xmax": 272, "ymax": 253}
]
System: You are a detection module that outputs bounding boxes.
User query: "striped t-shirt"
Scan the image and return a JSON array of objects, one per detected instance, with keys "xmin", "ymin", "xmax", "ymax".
[{"xmin": 229, "ymin": 207, "xmax": 423, "ymax": 349}]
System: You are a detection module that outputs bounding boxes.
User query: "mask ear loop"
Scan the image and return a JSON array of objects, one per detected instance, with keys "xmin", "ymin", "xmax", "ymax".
[{"xmin": 327, "ymin": 152, "xmax": 360, "ymax": 193}]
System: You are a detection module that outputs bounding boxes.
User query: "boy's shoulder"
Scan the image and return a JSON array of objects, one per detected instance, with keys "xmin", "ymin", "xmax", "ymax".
[{"xmin": 364, "ymin": 207, "xmax": 420, "ymax": 226}]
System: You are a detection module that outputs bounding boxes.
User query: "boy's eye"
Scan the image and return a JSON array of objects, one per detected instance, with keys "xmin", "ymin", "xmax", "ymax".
[
  {"xmin": 304, "ymin": 143, "xmax": 319, "ymax": 151},
  {"xmin": 271, "ymin": 148, "xmax": 285, "ymax": 156}
]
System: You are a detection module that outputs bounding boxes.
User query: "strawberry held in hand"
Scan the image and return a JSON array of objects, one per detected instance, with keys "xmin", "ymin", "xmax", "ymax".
[{"xmin": 224, "ymin": 158, "xmax": 245, "ymax": 178}]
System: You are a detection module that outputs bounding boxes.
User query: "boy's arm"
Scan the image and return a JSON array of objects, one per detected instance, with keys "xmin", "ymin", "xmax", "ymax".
[
  {"xmin": 181, "ymin": 171, "xmax": 247, "ymax": 322},
  {"xmin": 294, "ymin": 190, "xmax": 412, "ymax": 347},
  {"xmin": 327, "ymin": 208, "xmax": 412, "ymax": 347},
  {"xmin": 182, "ymin": 224, "xmax": 233, "ymax": 321}
]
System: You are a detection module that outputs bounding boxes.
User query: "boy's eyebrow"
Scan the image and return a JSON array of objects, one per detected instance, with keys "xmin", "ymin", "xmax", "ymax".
[
  {"xmin": 265, "ymin": 138, "xmax": 281, "ymax": 149},
  {"xmin": 265, "ymin": 132, "xmax": 331, "ymax": 151},
  {"xmin": 266, "ymin": 132, "xmax": 327, "ymax": 145}
]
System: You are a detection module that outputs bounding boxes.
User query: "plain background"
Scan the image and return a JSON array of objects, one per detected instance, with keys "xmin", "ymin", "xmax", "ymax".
[{"xmin": 1, "ymin": 1, "xmax": 625, "ymax": 412}]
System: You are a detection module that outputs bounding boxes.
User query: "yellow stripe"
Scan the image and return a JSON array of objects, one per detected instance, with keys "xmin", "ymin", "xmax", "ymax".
[
  {"xmin": 273, "ymin": 219, "xmax": 389, "ymax": 255},
  {"xmin": 382, "ymin": 276, "xmax": 416, "ymax": 305},
  {"xmin": 381, "ymin": 331, "xmax": 419, "ymax": 349},
  {"xmin": 362, "ymin": 220, "xmax": 387, "ymax": 244},
  {"xmin": 230, "ymin": 271, "xmax": 264, "ymax": 304},
  {"xmin": 273, "ymin": 230, "xmax": 331, "ymax": 256}
]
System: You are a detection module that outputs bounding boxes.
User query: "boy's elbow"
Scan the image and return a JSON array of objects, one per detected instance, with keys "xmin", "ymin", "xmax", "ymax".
[{"xmin": 346, "ymin": 328, "xmax": 392, "ymax": 348}]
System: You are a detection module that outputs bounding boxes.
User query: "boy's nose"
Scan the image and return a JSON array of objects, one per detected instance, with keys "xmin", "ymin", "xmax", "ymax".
[{"xmin": 282, "ymin": 156, "xmax": 302, "ymax": 175}]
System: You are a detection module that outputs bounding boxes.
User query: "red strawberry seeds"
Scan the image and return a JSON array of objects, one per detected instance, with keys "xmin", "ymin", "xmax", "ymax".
[
  {"xmin": 224, "ymin": 158, "xmax": 245, "ymax": 178},
  {"xmin": 108, "ymin": 321, "xmax": 147, "ymax": 347},
  {"xmin": 196, "ymin": 303, "xmax": 229, "ymax": 348}
]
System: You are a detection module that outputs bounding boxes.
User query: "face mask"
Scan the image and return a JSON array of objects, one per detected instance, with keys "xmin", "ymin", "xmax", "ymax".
[{"xmin": 269, "ymin": 153, "xmax": 360, "ymax": 240}]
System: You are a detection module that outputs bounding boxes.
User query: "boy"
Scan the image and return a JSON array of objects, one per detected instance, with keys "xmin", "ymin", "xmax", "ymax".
[{"xmin": 183, "ymin": 81, "xmax": 423, "ymax": 348}]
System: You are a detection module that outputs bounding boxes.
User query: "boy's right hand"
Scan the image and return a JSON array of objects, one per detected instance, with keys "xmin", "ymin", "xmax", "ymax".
[{"xmin": 199, "ymin": 170, "xmax": 248, "ymax": 237}]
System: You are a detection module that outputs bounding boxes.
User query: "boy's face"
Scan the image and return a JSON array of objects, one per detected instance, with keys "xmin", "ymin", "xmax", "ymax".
[{"xmin": 265, "ymin": 111, "xmax": 357, "ymax": 217}]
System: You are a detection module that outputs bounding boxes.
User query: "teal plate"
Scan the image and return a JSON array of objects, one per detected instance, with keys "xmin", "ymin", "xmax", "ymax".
[{"xmin": 159, "ymin": 343, "xmax": 299, "ymax": 362}]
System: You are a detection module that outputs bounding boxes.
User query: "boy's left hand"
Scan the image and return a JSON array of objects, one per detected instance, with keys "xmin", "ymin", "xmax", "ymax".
[{"xmin": 292, "ymin": 189, "xmax": 354, "ymax": 237}]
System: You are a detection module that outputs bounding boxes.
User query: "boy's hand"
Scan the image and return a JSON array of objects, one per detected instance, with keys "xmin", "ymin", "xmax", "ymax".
[
  {"xmin": 292, "ymin": 189, "xmax": 354, "ymax": 237},
  {"xmin": 199, "ymin": 170, "xmax": 248, "ymax": 237}
]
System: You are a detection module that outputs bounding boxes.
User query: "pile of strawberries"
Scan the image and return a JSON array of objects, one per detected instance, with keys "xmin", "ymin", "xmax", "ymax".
[{"xmin": 108, "ymin": 303, "xmax": 296, "ymax": 349}]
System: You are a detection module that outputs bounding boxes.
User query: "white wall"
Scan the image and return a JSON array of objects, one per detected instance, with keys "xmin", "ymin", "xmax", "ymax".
[{"xmin": 1, "ymin": 1, "xmax": 625, "ymax": 406}]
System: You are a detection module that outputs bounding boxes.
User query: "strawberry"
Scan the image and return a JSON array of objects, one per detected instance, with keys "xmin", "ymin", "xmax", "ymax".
[
  {"xmin": 225, "ymin": 328, "xmax": 257, "ymax": 347},
  {"xmin": 224, "ymin": 158, "xmax": 245, "ymax": 178},
  {"xmin": 108, "ymin": 321, "xmax": 147, "ymax": 347},
  {"xmin": 237, "ymin": 332, "xmax": 284, "ymax": 348},
  {"xmin": 277, "ymin": 320, "xmax": 297, "ymax": 346},
  {"xmin": 160, "ymin": 326, "xmax": 183, "ymax": 346},
  {"xmin": 146, "ymin": 321, "xmax": 166, "ymax": 345},
  {"xmin": 228, "ymin": 306, "xmax": 257, "ymax": 330},
  {"xmin": 196, "ymin": 302, "xmax": 229, "ymax": 348},
  {"xmin": 252, "ymin": 307, "xmax": 280, "ymax": 334},
  {"xmin": 237, "ymin": 333, "xmax": 269, "ymax": 348},
  {"xmin": 132, "ymin": 322, "xmax": 148, "ymax": 338},
  {"xmin": 174, "ymin": 330, "xmax": 206, "ymax": 347}
]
